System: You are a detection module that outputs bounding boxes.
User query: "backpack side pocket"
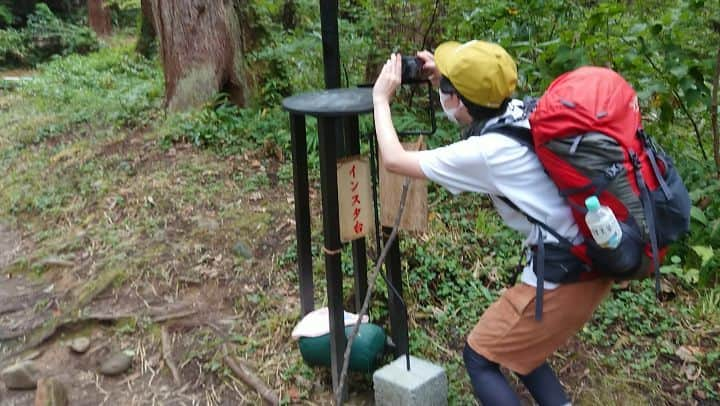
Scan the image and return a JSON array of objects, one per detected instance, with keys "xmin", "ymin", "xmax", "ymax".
[
  {"xmin": 586, "ymin": 217, "xmax": 644, "ymax": 279},
  {"xmin": 539, "ymin": 243, "xmax": 589, "ymax": 283},
  {"xmin": 651, "ymin": 158, "xmax": 691, "ymax": 247}
]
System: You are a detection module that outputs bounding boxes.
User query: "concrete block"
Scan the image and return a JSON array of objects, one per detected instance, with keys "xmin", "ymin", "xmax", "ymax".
[{"xmin": 373, "ymin": 355, "xmax": 447, "ymax": 406}]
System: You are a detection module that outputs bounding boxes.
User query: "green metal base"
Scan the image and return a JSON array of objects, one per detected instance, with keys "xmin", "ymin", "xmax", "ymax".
[{"xmin": 298, "ymin": 323, "xmax": 386, "ymax": 373}]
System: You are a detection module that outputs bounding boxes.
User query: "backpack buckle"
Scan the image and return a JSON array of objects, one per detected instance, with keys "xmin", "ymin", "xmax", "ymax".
[
  {"xmin": 638, "ymin": 129, "xmax": 661, "ymax": 152},
  {"xmin": 603, "ymin": 163, "xmax": 623, "ymax": 179},
  {"xmin": 629, "ymin": 150, "xmax": 641, "ymax": 169}
]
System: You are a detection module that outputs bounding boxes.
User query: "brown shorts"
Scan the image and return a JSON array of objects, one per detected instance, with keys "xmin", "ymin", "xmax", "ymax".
[{"xmin": 467, "ymin": 278, "xmax": 613, "ymax": 375}]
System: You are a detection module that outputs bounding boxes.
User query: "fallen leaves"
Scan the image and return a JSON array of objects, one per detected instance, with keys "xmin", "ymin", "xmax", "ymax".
[
  {"xmin": 675, "ymin": 345, "xmax": 705, "ymax": 381},
  {"xmin": 675, "ymin": 345, "xmax": 704, "ymax": 363}
]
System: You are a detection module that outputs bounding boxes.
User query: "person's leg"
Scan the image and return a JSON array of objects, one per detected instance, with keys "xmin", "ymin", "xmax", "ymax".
[
  {"xmin": 516, "ymin": 362, "xmax": 570, "ymax": 406},
  {"xmin": 467, "ymin": 279, "xmax": 613, "ymax": 375},
  {"xmin": 465, "ymin": 279, "xmax": 612, "ymax": 404},
  {"xmin": 463, "ymin": 343, "xmax": 521, "ymax": 406}
]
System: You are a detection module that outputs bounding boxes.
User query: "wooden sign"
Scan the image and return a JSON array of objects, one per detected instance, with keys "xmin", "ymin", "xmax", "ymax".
[
  {"xmin": 337, "ymin": 156, "xmax": 372, "ymax": 242},
  {"xmin": 379, "ymin": 141, "xmax": 428, "ymax": 232}
]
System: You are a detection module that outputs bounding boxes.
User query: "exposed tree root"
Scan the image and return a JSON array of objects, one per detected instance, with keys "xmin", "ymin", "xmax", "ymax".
[
  {"xmin": 161, "ymin": 326, "xmax": 182, "ymax": 386},
  {"xmin": 222, "ymin": 344, "xmax": 280, "ymax": 406},
  {"xmin": 0, "ymin": 267, "xmax": 208, "ymax": 366}
]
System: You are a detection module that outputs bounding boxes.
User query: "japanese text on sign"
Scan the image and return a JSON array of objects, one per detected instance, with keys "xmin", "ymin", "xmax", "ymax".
[{"xmin": 337, "ymin": 157, "xmax": 371, "ymax": 242}]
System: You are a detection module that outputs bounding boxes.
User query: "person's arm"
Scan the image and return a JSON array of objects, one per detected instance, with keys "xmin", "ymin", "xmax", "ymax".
[{"xmin": 372, "ymin": 53, "xmax": 426, "ymax": 179}]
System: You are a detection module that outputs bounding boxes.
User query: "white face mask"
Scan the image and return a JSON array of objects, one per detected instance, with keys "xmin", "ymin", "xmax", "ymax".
[{"xmin": 439, "ymin": 89, "xmax": 463, "ymax": 125}]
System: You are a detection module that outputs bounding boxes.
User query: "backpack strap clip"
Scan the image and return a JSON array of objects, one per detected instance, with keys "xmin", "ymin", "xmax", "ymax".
[
  {"xmin": 521, "ymin": 96, "xmax": 538, "ymax": 119},
  {"xmin": 638, "ymin": 129, "xmax": 672, "ymax": 199},
  {"xmin": 604, "ymin": 163, "xmax": 624, "ymax": 180}
]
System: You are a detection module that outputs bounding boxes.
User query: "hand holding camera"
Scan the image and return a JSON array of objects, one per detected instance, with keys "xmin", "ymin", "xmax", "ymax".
[
  {"xmin": 401, "ymin": 52, "xmax": 441, "ymax": 86},
  {"xmin": 372, "ymin": 53, "xmax": 402, "ymax": 104},
  {"xmin": 374, "ymin": 51, "xmax": 438, "ymax": 137},
  {"xmin": 374, "ymin": 51, "xmax": 436, "ymax": 103},
  {"xmin": 416, "ymin": 50, "xmax": 440, "ymax": 87},
  {"xmin": 400, "ymin": 55, "xmax": 424, "ymax": 83}
]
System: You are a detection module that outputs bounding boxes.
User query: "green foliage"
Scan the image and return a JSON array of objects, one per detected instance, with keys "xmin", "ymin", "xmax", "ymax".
[
  {"xmin": 9, "ymin": 44, "xmax": 162, "ymax": 144},
  {"xmin": 677, "ymin": 173, "xmax": 720, "ymax": 287},
  {"xmin": 0, "ymin": 3, "xmax": 99, "ymax": 68},
  {"xmin": 247, "ymin": 0, "xmax": 323, "ymax": 105},
  {"xmin": 247, "ymin": 0, "xmax": 381, "ymax": 105},
  {"xmin": 580, "ymin": 280, "xmax": 718, "ymax": 399},
  {"xmin": 107, "ymin": 0, "xmax": 141, "ymax": 31},
  {"xmin": 26, "ymin": 3, "xmax": 98, "ymax": 58},
  {"xmin": 0, "ymin": 4, "xmax": 12, "ymax": 28},
  {"xmin": 106, "ymin": 0, "xmax": 141, "ymax": 11},
  {"xmin": 694, "ymin": 287, "xmax": 720, "ymax": 324},
  {"xmin": 0, "ymin": 28, "xmax": 24, "ymax": 65},
  {"xmin": 584, "ymin": 281, "xmax": 683, "ymax": 345},
  {"xmin": 162, "ymin": 95, "xmax": 291, "ymax": 156}
]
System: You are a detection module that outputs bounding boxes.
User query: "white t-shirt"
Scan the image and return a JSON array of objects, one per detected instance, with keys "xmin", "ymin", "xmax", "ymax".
[{"xmin": 417, "ymin": 99, "xmax": 581, "ymax": 289}]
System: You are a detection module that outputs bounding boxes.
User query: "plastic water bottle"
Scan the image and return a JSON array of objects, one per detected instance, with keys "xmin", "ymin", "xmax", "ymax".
[{"xmin": 585, "ymin": 196, "xmax": 622, "ymax": 249}]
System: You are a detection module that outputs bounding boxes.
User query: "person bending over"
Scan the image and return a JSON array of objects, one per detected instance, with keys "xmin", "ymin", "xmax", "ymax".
[{"xmin": 372, "ymin": 40, "xmax": 612, "ymax": 406}]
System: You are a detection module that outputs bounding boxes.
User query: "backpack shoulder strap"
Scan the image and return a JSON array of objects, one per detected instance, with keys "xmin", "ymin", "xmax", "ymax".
[
  {"xmin": 483, "ymin": 125, "xmax": 534, "ymax": 150},
  {"xmin": 495, "ymin": 195, "xmax": 558, "ymax": 321},
  {"xmin": 477, "ymin": 97, "xmax": 538, "ymax": 148},
  {"xmin": 495, "ymin": 196, "xmax": 572, "ymax": 248}
]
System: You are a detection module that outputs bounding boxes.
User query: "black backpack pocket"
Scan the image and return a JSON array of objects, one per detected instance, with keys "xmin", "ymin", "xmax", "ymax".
[
  {"xmin": 651, "ymin": 158, "xmax": 691, "ymax": 247},
  {"xmin": 539, "ymin": 243, "xmax": 589, "ymax": 283},
  {"xmin": 586, "ymin": 217, "xmax": 644, "ymax": 279}
]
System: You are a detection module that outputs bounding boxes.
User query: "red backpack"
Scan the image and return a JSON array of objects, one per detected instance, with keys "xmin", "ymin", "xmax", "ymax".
[{"xmin": 483, "ymin": 67, "xmax": 691, "ymax": 318}]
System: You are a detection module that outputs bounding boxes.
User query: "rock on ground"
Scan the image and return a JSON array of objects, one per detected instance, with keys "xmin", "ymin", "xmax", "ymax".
[
  {"xmin": 98, "ymin": 351, "xmax": 133, "ymax": 376},
  {"xmin": 1, "ymin": 361, "xmax": 39, "ymax": 390},
  {"xmin": 68, "ymin": 337, "xmax": 91, "ymax": 354}
]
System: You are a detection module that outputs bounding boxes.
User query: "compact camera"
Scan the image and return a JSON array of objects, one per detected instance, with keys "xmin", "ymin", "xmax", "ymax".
[
  {"xmin": 390, "ymin": 54, "xmax": 435, "ymax": 136},
  {"xmin": 400, "ymin": 56, "xmax": 424, "ymax": 83}
]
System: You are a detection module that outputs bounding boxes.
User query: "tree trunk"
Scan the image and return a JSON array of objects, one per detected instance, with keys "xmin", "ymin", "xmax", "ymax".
[
  {"xmin": 281, "ymin": 0, "xmax": 297, "ymax": 31},
  {"xmin": 149, "ymin": 0, "xmax": 252, "ymax": 111},
  {"xmin": 87, "ymin": 0, "xmax": 111, "ymax": 37},
  {"xmin": 135, "ymin": 0, "xmax": 156, "ymax": 58}
]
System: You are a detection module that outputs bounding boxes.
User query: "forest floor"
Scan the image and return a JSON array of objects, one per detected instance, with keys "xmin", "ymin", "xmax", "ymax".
[
  {"xmin": 0, "ymin": 46, "xmax": 717, "ymax": 405},
  {"xmin": 0, "ymin": 119, "xmax": 689, "ymax": 406},
  {"xmin": 0, "ymin": 112, "xmax": 377, "ymax": 404}
]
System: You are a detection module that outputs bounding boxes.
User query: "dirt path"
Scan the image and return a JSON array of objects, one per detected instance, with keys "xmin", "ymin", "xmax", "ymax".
[
  {"xmin": 0, "ymin": 223, "xmax": 21, "ymax": 271},
  {"xmin": 0, "ymin": 223, "xmax": 237, "ymax": 404}
]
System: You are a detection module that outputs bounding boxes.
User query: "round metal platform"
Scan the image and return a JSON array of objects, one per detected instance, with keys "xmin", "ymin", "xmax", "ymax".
[{"xmin": 282, "ymin": 87, "xmax": 373, "ymax": 117}]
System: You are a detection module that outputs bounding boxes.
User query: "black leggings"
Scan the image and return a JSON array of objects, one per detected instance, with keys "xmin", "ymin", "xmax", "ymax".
[{"xmin": 463, "ymin": 343, "xmax": 570, "ymax": 406}]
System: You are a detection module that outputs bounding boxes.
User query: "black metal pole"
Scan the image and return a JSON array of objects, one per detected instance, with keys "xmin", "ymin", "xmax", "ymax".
[
  {"xmin": 319, "ymin": 0, "xmax": 341, "ymax": 89},
  {"xmin": 344, "ymin": 116, "xmax": 368, "ymax": 313},
  {"xmin": 318, "ymin": 117, "xmax": 346, "ymax": 398},
  {"xmin": 383, "ymin": 226, "xmax": 409, "ymax": 359},
  {"xmin": 319, "ymin": 0, "xmax": 346, "ymax": 157},
  {"xmin": 289, "ymin": 113, "xmax": 314, "ymax": 316}
]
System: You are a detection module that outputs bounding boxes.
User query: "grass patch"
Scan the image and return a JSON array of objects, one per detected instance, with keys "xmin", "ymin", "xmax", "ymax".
[{"xmin": 3, "ymin": 41, "xmax": 162, "ymax": 146}]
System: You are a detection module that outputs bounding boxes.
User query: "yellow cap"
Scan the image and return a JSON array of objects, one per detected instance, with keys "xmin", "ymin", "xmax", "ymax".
[{"xmin": 435, "ymin": 40, "xmax": 517, "ymax": 108}]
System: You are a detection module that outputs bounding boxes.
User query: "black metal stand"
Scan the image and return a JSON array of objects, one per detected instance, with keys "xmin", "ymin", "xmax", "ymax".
[
  {"xmin": 282, "ymin": 88, "xmax": 409, "ymax": 394},
  {"xmin": 289, "ymin": 113, "xmax": 314, "ymax": 315},
  {"xmin": 383, "ymin": 226, "xmax": 409, "ymax": 358}
]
